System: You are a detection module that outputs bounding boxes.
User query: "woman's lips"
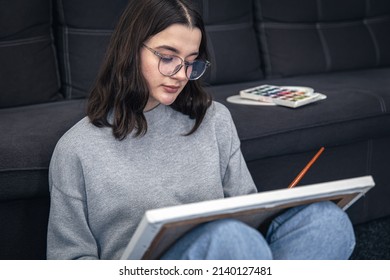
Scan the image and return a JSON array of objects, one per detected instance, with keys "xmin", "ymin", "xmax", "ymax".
[{"xmin": 162, "ymin": 85, "xmax": 180, "ymax": 94}]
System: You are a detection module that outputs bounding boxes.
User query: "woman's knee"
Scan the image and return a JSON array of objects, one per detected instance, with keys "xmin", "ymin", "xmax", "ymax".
[
  {"xmin": 267, "ymin": 202, "xmax": 355, "ymax": 259},
  {"xmin": 307, "ymin": 202, "xmax": 354, "ymax": 227},
  {"xmin": 300, "ymin": 202, "xmax": 356, "ymax": 253}
]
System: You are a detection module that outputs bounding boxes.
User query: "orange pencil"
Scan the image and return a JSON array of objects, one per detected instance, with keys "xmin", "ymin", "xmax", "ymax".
[{"xmin": 288, "ymin": 147, "xmax": 325, "ymax": 189}]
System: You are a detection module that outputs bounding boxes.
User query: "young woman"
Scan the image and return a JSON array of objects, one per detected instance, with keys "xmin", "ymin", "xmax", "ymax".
[{"xmin": 47, "ymin": 0, "xmax": 355, "ymax": 260}]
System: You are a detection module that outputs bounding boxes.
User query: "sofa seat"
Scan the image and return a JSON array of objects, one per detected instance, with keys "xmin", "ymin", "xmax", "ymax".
[
  {"xmin": 0, "ymin": 100, "xmax": 86, "ymax": 202},
  {"xmin": 210, "ymin": 67, "xmax": 390, "ymax": 160}
]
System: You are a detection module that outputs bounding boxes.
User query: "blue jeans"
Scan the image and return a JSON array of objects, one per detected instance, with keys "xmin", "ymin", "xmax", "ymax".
[{"xmin": 160, "ymin": 201, "xmax": 356, "ymax": 260}]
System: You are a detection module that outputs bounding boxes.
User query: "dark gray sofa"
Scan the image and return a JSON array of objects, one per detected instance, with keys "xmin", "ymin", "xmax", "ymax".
[{"xmin": 1, "ymin": 0, "xmax": 389, "ymax": 259}]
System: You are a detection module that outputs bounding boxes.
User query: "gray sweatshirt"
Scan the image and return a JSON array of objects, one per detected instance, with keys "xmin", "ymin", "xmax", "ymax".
[{"xmin": 47, "ymin": 101, "xmax": 257, "ymax": 259}]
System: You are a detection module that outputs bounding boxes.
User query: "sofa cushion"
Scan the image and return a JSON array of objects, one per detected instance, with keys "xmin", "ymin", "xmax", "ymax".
[
  {"xmin": 54, "ymin": 0, "xmax": 128, "ymax": 99},
  {"xmin": 194, "ymin": 0, "xmax": 264, "ymax": 85},
  {"xmin": 0, "ymin": 0, "xmax": 62, "ymax": 108},
  {"xmin": 0, "ymin": 100, "xmax": 86, "ymax": 201},
  {"xmin": 255, "ymin": 0, "xmax": 390, "ymax": 77},
  {"xmin": 209, "ymin": 67, "xmax": 390, "ymax": 161}
]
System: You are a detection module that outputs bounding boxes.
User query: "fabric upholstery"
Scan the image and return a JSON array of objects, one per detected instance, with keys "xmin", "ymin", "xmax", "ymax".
[
  {"xmin": 194, "ymin": 0, "xmax": 264, "ymax": 84},
  {"xmin": 0, "ymin": 0, "xmax": 61, "ymax": 108},
  {"xmin": 255, "ymin": 0, "xmax": 390, "ymax": 77},
  {"xmin": 209, "ymin": 67, "xmax": 390, "ymax": 160},
  {"xmin": 0, "ymin": 197, "xmax": 49, "ymax": 260},
  {"xmin": 54, "ymin": 0, "xmax": 128, "ymax": 99},
  {"xmin": 0, "ymin": 100, "xmax": 86, "ymax": 201}
]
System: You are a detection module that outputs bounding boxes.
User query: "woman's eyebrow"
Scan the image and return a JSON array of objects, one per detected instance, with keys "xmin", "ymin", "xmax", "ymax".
[
  {"xmin": 156, "ymin": 45, "xmax": 179, "ymax": 53},
  {"xmin": 156, "ymin": 45, "xmax": 199, "ymax": 57}
]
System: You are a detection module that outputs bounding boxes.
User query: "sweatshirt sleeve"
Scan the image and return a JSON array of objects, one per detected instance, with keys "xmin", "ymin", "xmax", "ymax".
[
  {"xmin": 46, "ymin": 137, "xmax": 99, "ymax": 260},
  {"xmin": 214, "ymin": 103, "xmax": 258, "ymax": 197}
]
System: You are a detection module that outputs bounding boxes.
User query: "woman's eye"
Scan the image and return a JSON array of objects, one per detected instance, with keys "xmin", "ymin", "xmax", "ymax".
[{"xmin": 161, "ymin": 55, "xmax": 174, "ymax": 64}]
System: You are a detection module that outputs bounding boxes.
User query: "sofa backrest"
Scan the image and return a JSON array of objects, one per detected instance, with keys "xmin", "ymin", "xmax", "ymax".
[
  {"xmin": 2, "ymin": 0, "xmax": 390, "ymax": 109},
  {"xmin": 194, "ymin": 0, "xmax": 264, "ymax": 85},
  {"xmin": 255, "ymin": 0, "xmax": 390, "ymax": 77},
  {"xmin": 54, "ymin": 0, "xmax": 128, "ymax": 99},
  {"xmin": 0, "ymin": 0, "xmax": 61, "ymax": 108}
]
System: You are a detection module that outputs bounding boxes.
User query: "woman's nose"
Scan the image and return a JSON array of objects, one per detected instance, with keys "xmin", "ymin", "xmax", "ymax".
[{"xmin": 171, "ymin": 64, "xmax": 188, "ymax": 81}]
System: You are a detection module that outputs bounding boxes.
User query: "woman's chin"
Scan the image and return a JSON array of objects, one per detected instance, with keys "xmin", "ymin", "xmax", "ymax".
[{"xmin": 159, "ymin": 95, "xmax": 178, "ymax": 106}]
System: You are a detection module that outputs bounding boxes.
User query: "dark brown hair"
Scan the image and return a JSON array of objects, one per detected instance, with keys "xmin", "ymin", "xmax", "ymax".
[{"xmin": 87, "ymin": 0, "xmax": 211, "ymax": 140}]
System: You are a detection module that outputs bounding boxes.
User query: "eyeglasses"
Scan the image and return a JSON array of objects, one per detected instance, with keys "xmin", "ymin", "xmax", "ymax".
[{"xmin": 143, "ymin": 44, "xmax": 210, "ymax": 80}]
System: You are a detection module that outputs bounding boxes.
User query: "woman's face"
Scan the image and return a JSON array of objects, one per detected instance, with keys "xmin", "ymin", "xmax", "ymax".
[{"xmin": 141, "ymin": 24, "xmax": 202, "ymax": 111}]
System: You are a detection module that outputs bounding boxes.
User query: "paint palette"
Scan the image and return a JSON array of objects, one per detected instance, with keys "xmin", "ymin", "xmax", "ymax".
[{"xmin": 239, "ymin": 85, "xmax": 326, "ymax": 108}]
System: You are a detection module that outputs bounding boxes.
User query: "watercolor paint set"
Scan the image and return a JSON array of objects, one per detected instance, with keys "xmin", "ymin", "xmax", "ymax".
[{"xmin": 239, "ymin": 84, "xmax": 326, "ymax": 108}]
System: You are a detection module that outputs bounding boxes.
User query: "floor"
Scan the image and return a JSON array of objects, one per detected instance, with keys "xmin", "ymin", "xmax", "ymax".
[{"xmin": 350, "ymin": 215, "xmax": 390, "ymax": 260}]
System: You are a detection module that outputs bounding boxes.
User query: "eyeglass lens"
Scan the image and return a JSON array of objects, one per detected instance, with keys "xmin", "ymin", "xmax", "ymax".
[{"xmin": 159, "ymin": 55, "xmax": 207, "ymax": 80}]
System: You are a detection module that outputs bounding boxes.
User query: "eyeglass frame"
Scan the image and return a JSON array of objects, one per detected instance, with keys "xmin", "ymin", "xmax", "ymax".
[{"xmin": 142, "ymin": 44, "xmax": 210, "ymax": 80}]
